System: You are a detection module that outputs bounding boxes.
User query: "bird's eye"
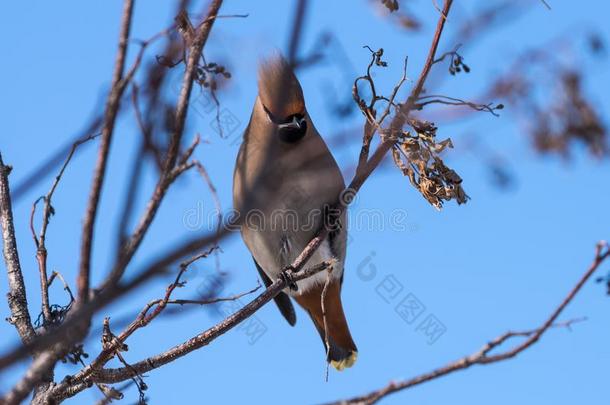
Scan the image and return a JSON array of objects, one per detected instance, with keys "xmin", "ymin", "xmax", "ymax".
[{"xmin": 263, "ymin": 105, "xmax": 280, "ymax": 124}]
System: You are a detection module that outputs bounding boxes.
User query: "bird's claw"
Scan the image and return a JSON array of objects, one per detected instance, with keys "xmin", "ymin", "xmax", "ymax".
[{"xmin": 280, "ymin": 267, "xmax": 298, "ymax": 291}]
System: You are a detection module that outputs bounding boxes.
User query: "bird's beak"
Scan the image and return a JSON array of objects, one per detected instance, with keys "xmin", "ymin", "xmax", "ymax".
[{"xmin": 278, "ymin": 115, "xmax": 306, "ymax": 131}]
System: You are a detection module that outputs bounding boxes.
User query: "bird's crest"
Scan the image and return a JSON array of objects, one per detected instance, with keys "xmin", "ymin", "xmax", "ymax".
[{"xmin": 257, "ymin": 54, "xmax": 305, "ymax": 120}]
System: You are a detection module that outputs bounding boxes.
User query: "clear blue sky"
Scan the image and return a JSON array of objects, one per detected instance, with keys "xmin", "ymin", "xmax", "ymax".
[{"xmin": 1, "ymin": 1, "xmax": 609, "ymax": 404}]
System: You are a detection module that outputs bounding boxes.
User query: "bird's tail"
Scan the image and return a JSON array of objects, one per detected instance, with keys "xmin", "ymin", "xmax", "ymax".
[{"xmin": 294, "ymin": 280, "xmax": 358, "ymax": 371}]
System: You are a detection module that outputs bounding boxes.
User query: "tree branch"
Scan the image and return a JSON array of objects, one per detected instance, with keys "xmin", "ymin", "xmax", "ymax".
[
  {"xmin": 290, "ymin": 0, "xmax": 456, "ymax": 277},
  {"xmin": 30, "ymin": 133, "xmax": 100, "ymax": 327},
  {"xmin": 78, "ymin": 0, "xmax": 136, "ymax": 303},
  {"xmin": 328, "ymin": 241, "xmax": 610, "ymax": 405},
  {"xmin": 49, "ymin": 261, "xmax": 332, "ymax": 401},
  {"xmin": 0, "ymin": 153, "xmax": 36, "ymax": 345},
  {"xmin": 107, "ymin": 0, "xmax": 224, "ymax": 289},
  {"xmin": 0, "ymin": 0, "xmax": 452, "ymax": 376}
]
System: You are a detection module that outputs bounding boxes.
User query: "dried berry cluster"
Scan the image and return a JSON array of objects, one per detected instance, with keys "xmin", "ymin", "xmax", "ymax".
[
  {"xmin": 392, "ymin": 120, "xmax": 469, "ymax": 210},
  {"xmin": 195, "ymin": 62, "xmax": 232, "ymax": 90},
  {"xmin": 533, "ymin": 72, "xmax": 606, "ymax": 157},
  {"xmin": 353, "ymin": 46, "xmax": 470, "ymax": 210},
  {"xmin": 448, "ymin": 51, "xmax": 470, "ymax": 75},
  {"xmin": 380, "ymin": 0, "xmax": 399, "ymax": 12},
  {"xmin": 490, "ymin": 41, "xmax": 608, "ymax": 159}
]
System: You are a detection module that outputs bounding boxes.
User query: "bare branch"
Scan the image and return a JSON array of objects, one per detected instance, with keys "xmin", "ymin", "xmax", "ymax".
[
  {"xmin": 49, "ymin": 261, "xmax": 332, "ymax": 401},
  {"xmin": 108, "ymin": 0, "xmax": 224, "ymax": 288},
  {"xmin": 48, "ymin": 271, "xmax": 75, "ymax": 305},
  {"xmin": 0, "ymin": 0, "xmax": 453, "ymax": 377},
  {"xmin": 78, "ymin": 0, "xmax": 136, "ymax": 302},
  {"xmin": 11, "ymin": 116, "xmax": 103, "ymax": 203},
  {"xmin": 3, "ymin": 2, "xmax": 137, "ymax": 402},
  {"xmin": 193, "ymin": 159, "xmax": 222, "ymax": 244},
  {"xmin": 30, "ymin": 133, "xmax": 100, "ymax": 327},
  {"xmin": 3, "ymin": 350, "xmax": 63, "ymax": 405},
  {"xmin": 416, "ymin": 94, "xmax": 503, "ymax": 116},
  {"xmin": 404, "ymin": 0, "xmax": 453, "ymax": 113},
  {"xmin": 328, "ymin": 242, "xmax": 610, "ymax": 405},
  {"xmin": 321, "ymin": 264, "xmax": 334, "ymax": 381},
  {"xmin": 81, "ymin": 247, "xmax": 218, "ymax": 379},
  {"xmin": 0, "ymin": 153, "xmax": 36, "ymax": 345},
  {"xmin": 291, "ymin": 0, "xmax": 456, "ymax": 275},
  {"xmin": 94, "ymin": 381, "xmax": 134, "ymax": 405}
]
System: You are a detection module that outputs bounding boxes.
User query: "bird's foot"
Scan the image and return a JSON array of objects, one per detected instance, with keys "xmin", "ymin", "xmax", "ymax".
[{"xmin": 279, "ymin": 266, "xmax": 299, "ymax": 291}]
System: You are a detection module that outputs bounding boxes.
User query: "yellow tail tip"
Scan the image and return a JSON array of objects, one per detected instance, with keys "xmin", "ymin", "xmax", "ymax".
[{"xmin": 330, "ymin": 351, "xmax": 358, "ymax": 371}]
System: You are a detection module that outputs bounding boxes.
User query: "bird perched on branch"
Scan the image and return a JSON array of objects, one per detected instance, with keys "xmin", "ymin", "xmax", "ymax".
[{"xmin": 233, "ymin": 54, "xmax": 357, "ymax": 370}]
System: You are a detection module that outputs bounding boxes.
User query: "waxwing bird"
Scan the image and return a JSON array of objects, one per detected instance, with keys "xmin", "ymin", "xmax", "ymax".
[{"xmin": 233, "ymin": 55, "xmax": 357, "ymax": 370}]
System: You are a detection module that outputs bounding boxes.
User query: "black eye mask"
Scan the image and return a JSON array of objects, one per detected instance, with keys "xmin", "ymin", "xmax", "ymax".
[{"xmin": 264, "ymin": 106, "xmax": 308, "ymax": 143}]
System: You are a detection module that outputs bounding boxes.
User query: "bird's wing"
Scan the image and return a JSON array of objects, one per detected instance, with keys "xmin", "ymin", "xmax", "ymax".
[
  {"xmin": 328, "ymin": 211, "xmax": 348, "ymax": 286},
  {"xmin": 253, "ymin": 256, "xmax": 297, "ymax": 326}
]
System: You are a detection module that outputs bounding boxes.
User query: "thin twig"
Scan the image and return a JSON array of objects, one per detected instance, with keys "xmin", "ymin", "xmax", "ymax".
[
  {"xmin": 327, "ymin": 241, "xmax": 609, "ymax": 405},
  {"xmin": 416, "ymin": 94, "xmax": 503, "ymax": 116},
  {"xmin": 94, "ymin": 381, "xmax": 134, "ymax": 405},
  {"xmin": 11, "ymin": 116, "xmax": 103, "ymax": 202},
  {"xmin": 193, "ymin": 159, "xmax": 222, "ymax": 242},
  {"xmin": 56, "ymin": 248, "xmax": 217, "ymax": 388},
  {"xmin": 30, "ymin": 133, "xmax": 100, "ymax": 326},
  {"xmin": 321, "ymin": 264, "xmax": 334, "ymax": 382},
  {"xmin": 48, "ymin": 271, "xmax": 76, "ymax": 304},
  {"xmin": 78, "ymin": 0, "xmax": 136, "ymax": 303}
]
